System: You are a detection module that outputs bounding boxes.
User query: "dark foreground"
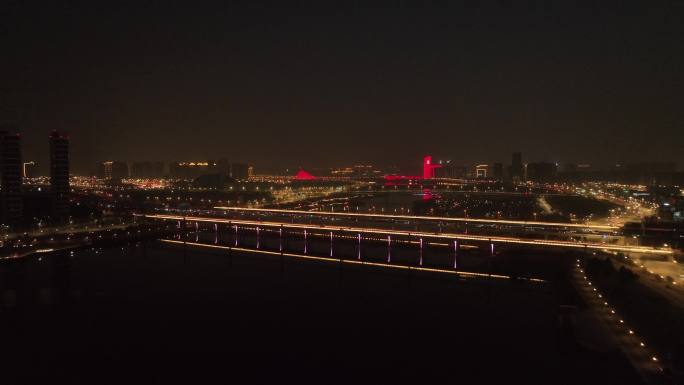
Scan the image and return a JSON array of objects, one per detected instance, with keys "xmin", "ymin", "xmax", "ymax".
[{"xmin": 1, "ymin": 242, "xmax": 642, "ymax": 384}]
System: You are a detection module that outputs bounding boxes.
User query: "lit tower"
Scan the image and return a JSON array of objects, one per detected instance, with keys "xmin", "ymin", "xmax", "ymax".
[
  {"xmin": 50, "ymin": 130, "xmax": 70, "ymax": 222},
  {"xmin": 0, "ymin": 130, "xmax": 23, "ymax": 225},
  {"xmin": 423, "ymin": 155, "xmax": 441, "ymax": 179},
  {"xmin": 511, "ymin": 152, "xmax": 523, "ymax": 181}
]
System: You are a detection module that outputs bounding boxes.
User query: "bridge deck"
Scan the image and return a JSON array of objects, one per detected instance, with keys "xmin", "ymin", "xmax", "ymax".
[{"xmin": 142, "ymin": 214, "xmax": 672, "ymax": 255}]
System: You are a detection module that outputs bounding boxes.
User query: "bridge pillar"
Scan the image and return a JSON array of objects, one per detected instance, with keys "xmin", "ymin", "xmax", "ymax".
[
  {"xmin": 304, "ymin": 229, "xmax": 308, "ymax": 254},
  {"xmin": 453, "ymin": 240, "xmax": 458, "ymax": 269},
  {"xmin": 419, "ymin": 237, "xmax": 423, "ymax": 266},
  {"xmin": 357, "ymin": 233, "xmax": 361, "ymax": 260},
  {"xmin": 488, "ymin": 239, "xmax": 494, "ymax": 278},
  {"xmin": 487, "ymin": 238, "xmax": 493, "ymax": 304},
  {"xmin": 280, "ymin": 225, "xmax": 284, "ymax": 272},
  {"xmin": 228, "ymin": 221, "xmax": 233, "ymax": 268},
  {"xmin": 183, "ymin": 236, "xmax": 187, "ymax": 264},
  {"xmin": 337, "ymin": 231, "xmax": 343, "ymax": 281}
]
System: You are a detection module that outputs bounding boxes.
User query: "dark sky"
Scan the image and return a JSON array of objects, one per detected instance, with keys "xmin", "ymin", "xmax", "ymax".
[{"xmin": 2, "ymin": 1, "xmax": 683, "ymax": 174}]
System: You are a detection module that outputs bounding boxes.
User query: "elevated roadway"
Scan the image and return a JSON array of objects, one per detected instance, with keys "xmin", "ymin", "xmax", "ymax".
[{"xmin": 142, "ymin": 213, "xmax": 673, "ymax": 255}]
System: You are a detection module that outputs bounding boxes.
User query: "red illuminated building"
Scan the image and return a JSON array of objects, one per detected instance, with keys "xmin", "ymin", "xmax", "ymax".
[
  {"xmin": 384, "ymin": 155, "xmax": 440, "ymax": 184},
  {"xmin": 422, "ymin": 155, "xmax": 441, "ymax": 179},
  {"xmin": 294, "ymin": 169, "xmax": 316, "ymax": 180}
]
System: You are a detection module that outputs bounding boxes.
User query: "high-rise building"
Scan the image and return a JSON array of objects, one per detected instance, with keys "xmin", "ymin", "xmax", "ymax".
[
  {"xmin": 50, "ymin": 130, "xmax": 70, "ymax": 222},
  {"xmin": 130, "ymin": 161, "xmax": 165, "ymax": 178},
  {"xmin": 230, "ymin": 163, "xmax": 250, "ymax": 180},
  {"xmin": 0, "ymin": 131, "xmax": 23, "ymax": 225},
  {"xmin": 152, "ymin": 161, "xmax": 165, "ymax": 178},
  {"xmin": 434, "ymin": 160, "xmax": 466, "ymax": 179},
  {"xmin": 510, "ymin": 152, "xmax": 523, "ymax": 181},
  {"xmin": 475, "ymin": 164, "xmax": 489, "ymax": 178},
  {"xmin": 526, "ymin": 162, "xmax": 558, "ymax": 183},
  {"xmin": 98, "ymin": 161, "xmax": 128, "ymax": 181},
  {"xmin": 493, "ymin": 163, "xmax": 503, "ymax": 181},
  {"xmin": 169, "ymin": 161, "xmax": 217, "ymax": 179},
  {"xmin": 625, "ymin": 162, "xmax": 676, "ymax": 186},
  {"xmin": 217, "ymin": 158, "xmax": 231, "ymax": 176}
]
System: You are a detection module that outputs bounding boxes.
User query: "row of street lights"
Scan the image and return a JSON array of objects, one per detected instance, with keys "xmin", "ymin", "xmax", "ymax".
[{"xmin": 575, "ymin": 258, "xmax": 664, "ymax": 377}]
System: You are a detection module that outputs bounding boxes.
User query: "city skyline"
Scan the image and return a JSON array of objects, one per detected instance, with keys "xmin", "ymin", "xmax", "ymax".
[
  {"xmin": 11, "ymin": 146, "xmax": 684, "ymax": 178},
  {"xmin": 6, "ymin": 131, "xmax": 684, "ymax": 177}
]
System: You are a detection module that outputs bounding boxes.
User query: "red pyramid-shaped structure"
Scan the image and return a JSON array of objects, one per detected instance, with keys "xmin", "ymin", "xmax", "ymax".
[{"xmin": 294, "ymin": 169, "xmax": 316, "ymax": 180}]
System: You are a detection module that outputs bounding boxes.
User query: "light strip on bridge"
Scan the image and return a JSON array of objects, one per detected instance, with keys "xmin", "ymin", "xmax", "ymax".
[
  {"xmin": 213, "ymin": 206, "xmax": 619, "ymax": 231},
  {"xmin": 159, "ymin": 239, "xmax": 545, "ymax": 283},
  {"xmin": 142, "ymin": 214, "xmax": 672, "ymax": 255}
]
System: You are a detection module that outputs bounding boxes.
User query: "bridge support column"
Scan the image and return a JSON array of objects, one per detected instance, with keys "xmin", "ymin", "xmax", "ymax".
[
  {"xmin": 453, "ymin": 240, "xmax": 458, "ymax": 269},
  {"xmin": 280, "ymin": 225, "xmax": 284, "ymax": 272},
  {"xmin": 488, "ymin": 239, "xmax": 494, "ymax": 279},
  {"xmin": 228, "ymin": 221, "xmax": 233, "ymax": 268},
  {"xmin": 357, "ymin": 233, "xmax": 362, "ymax": 260},
  {"xmin": 338, "ymin": 231, "xmax": 343, "ymax": 282},
  {"xmin": 419, "ymin": 238, "xmax": 423, "ymax": 266},
  {"xmin": 183, "ymin": 238, "xmax": 187, "ymax": 264},
  {"xmin": 487, "ymin": 238, "xmax": 493, "ymax": 304}
]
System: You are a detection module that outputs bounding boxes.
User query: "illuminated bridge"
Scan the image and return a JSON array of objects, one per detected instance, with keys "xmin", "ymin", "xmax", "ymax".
[
  {"xmin": 208, "ymin": 206, "xmax": 631, "ymax": 248},
  {"xmin": 212, "ymin": 206, "xmax": 620, "ymax": 232},
  {"xmin": 141, "ymin": 213, "xmax": 672, "ymax": 256}
]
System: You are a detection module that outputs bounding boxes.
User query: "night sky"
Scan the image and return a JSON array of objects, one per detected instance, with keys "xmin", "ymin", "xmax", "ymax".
[{"xmin": 2, "ymin": 1, "xmax": 683, "ymax": 174}]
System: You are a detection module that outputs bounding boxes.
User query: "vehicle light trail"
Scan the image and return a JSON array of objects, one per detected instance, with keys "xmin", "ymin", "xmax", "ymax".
[
  {"xmin": 141, "ymin": 214, "xmax": 672, "ymax": 255},
  {"xmin": 213, "ymin": 206, "xmax": 618, "ymax": 231}
]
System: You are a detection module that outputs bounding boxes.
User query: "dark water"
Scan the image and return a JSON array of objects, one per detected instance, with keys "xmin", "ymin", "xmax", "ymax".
[{"xmin": 0, "ymin": 241, "xmax": 642, "ymax": 385}]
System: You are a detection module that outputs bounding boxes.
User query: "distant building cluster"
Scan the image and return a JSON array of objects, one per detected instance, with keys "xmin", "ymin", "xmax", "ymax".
[
  {"xmin": 94, "ymin": 159, "xmax": 253, "ymax": 182},
  {"xmin": 430, "ymin": 152, "xmax": 682, "ymax": 186},
  {"xmin": 0, "ymin": 129, "xmax": 70, "ymax": 227},
  {"xmin": 431, "ymin": 152, "xmax": 557, "ymax": 182},
  {"xmin": 330, "ymin": 165, "xmax": 383, "ymax": 177},
  {"xmin": 251, "ymin": 155, "xmax": 683, "ymax": 188}
]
